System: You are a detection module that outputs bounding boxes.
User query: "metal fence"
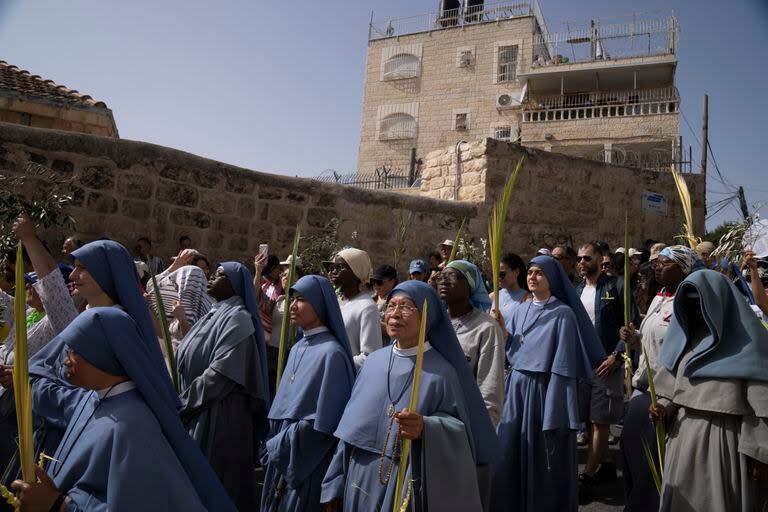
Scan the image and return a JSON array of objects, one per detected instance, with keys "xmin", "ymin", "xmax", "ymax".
[
  {"xmin": 313, "ymin": 169, "xmax": 420, "ymax": 190},
  {"xmin": 369, "ymin": 1, "xmax": 541, "ymax": 41}
]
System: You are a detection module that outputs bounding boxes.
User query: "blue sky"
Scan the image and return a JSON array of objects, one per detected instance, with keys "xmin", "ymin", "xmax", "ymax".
[{"xmin": 1, "ymin": 0, "xmax": 765, "ymax": 230}]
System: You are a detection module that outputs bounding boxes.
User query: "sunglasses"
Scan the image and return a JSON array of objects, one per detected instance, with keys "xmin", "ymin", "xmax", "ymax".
[
  {"xmin": 372, "ymin": 279, "xmax": 384, "ymax": 286},
  {"xmin": 499, "ymin": 271, "xmax": 507, "ymax": 279},
  {"xmin": 576, "ymin": 255, "xmax": 593, "ymax": 262}
]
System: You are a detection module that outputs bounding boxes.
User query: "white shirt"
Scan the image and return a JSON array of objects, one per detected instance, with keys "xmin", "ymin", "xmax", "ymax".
[
  {"xmin": 97, "ymin": 380, "xmax": 136, "ymax": 399},
  {"xmin": 339, "ymin": 291, "xmax": 384, "ymax": 370},
  {"xmin": 392, "ymin": 341, "xmax": 433, "ymax": 357},
  {"xmin": 580, "ymin": 284, "xmax": 597, "ymax": 326}
]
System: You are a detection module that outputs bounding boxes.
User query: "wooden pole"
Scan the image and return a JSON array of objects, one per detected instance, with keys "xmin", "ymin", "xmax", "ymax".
[{"xmin": 700, "ymin": 94, "xmax": 708, "ymax": 176}]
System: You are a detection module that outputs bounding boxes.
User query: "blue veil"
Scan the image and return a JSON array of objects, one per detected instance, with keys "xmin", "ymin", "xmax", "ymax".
[
  {"xmin": 71, "ymin": 240, "xmax": 178, "ymax": 407},
  {"xmin": 388, "ymin": 280, "xmax": 500, "ymax": 465},
  {"xmin": 528, "ymin": 255, "xmax": 606, "ymax": 369},
  {"xmin": 659, "ymin": 269, "xmax": 768, "ymax": 381},
  {"xmin": 61, "ymin": 307, "xmax": 236, "ymax": 511},
  {"xmin": 290, "ymin": 275, "xmax": 354, "ymax": 365},
  {"xmin": 220, "ymin": 261, "xmax": 270, "ymax": 405}
]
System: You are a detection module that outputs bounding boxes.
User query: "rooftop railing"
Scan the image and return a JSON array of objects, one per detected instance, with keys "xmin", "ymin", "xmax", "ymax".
[
  {"xmin": 531, "ymin": 13, "xmax": 677, "ymax": 67},
  {"xmin": 522, "ymin": 86, "xmax": 680, "ymax": 123},
  {"xmin": 369, "ymin": 1, "xmax": 545, "ymax": 41}
]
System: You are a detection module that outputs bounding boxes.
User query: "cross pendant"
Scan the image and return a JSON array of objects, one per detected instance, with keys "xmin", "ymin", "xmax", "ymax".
[
  {"xmin": 387, "ymin": 404, "xmax": 396, "ymax": 417},
  {"xmin": 289, "ymin": 374, "xmax": 296, "ymax": 384}
]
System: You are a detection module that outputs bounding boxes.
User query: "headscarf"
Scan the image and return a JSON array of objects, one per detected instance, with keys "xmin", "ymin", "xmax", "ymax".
[
  {"xmin": 71, "ymin": 240, "xmax": 178, "ymax": 408},
  {"xmin": 290, "ymin": 275, "xmax": 354, "ymax": 364},
  {"xmin": 387, "ymin": 280, "xmax": 500, "ymax": 465},
  {"xmin": 166, "ymin": 265, "xmax": 214, "ymax": 324},
  {"xmin": 445, "ymin": 259, "xmax": 492, "ymax": 311},
  {"xmin": 219, "ymin": 261, "xmax": 270, "ymax": 404},
  {"xmin": 658, "ymin": 245, "xmax": 697, "ymax": 275},
  {"xmin": 60, "ymin": 308, "xmax": 237, "ymax": 511},
  {"xmin": 335, "ymin": 248, "xmax": 372, "ymax": 285},
  {"xmin": 659, "ymin": 269, "xmax": 768, "ymax": 381},
  {"xmin": 528, "ymin": 255, "xmax": 605, "ymax": 369}
]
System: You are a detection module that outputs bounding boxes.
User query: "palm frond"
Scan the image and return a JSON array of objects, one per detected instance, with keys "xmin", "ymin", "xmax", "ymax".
[
  {"xmin": 276, "ymin": 225, "xmax": 301, "ymax": 389},
  {"xmin": 671, "ymin": 169, "xmax": 698, "ymax": 248},
  {"xmin": 488, "ymin": 157, "xmax": 524, "ymax": 316},
  {"xmin": 448, "ymin": 217, "xmax": 467, "ymax": 263},
  {"xmin": 392, "ymin": 300, "xmax": 428, "ymax": 512}
]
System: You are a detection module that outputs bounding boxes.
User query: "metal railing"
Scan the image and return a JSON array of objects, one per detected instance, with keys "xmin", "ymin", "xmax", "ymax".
[
  {"xmin": 531, "ymin": 13, "xmax": 677, "ymax": 67},
  {"xmin": 313, "ymin": 168, "xmax": 420, "ymax": 190},
  {"xmin": 526, "ymin": 86, "xmax": 679, "ymax": 109},
  {"xmin": 369, "ymin": 1, "xmax": 538, "ymax": 40},
  {"xmin": 523, "ymin": 87, "xmax": 679, "ymax": 123},
  {"xmin": 591, "ymin": 147, "xmax": 692, "ymax": 173}
]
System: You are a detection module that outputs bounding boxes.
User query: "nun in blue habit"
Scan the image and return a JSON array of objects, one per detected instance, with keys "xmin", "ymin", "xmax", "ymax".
[
  {"xmin": 261, "ymin": 275, "xmax": 355, "ymax": 511},
  {"xmin": 176, "ymin": 261, "xmax": 270, "ymax": 511},
  {"xmin": 321, "ymin": 280, "xmax": 499, "ymax": 512},
  {"xmin": 24, "ymin": 241, "xmax": 179, "ymax": 483},
  {"xmin": 17, "ymin": 307, "xmax": 236, "ymax": 511},
  {"xmin": 491, "ymin": 256, "xmax": 605, "ymax": 512},
  {"xmin": 652, "ymin": 270, "xmax": 768, "ymax": 512}
]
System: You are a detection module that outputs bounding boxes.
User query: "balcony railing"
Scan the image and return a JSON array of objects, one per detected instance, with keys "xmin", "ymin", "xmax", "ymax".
[
  {"xmin": 523, "ymin": 86, "xmax": 679, "ymax": 123},
  {"xmin": 369, "ymin": 1, "xmax": 544, "ymax": 41},
  {"xmin": 531, "ymin": 13, "xmax": 677, "ymax": 67},
  {"xmin": 313, "ymin": 169, "xmax": 419, "ymax": 190}
]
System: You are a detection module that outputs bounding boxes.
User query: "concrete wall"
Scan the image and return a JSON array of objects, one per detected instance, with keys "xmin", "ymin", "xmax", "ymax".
[
  {"xmin": 420, "ymin": 138, "xmax": 706, "ymax": 253},
  {"xmin": 0, "ymin": 122, "xmax": 472, "ymax": 273}
]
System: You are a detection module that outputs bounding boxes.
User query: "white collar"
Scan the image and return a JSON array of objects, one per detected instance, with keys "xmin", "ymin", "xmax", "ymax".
[
  {"xmin": 393, "ymin": 341, "xmax": 433, "ymax": 357},
  {"xmin": 304, "ymin": 326, "xmax": 329, "ymax": 337},
  {"xmin": 96, "ymin": 380, "xmax": 136, "ymax": 399}
]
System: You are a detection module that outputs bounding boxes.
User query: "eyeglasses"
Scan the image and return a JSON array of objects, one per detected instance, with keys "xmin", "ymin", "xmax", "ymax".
[
  {"xmin": 435, "ymin": 273, "xmax": 459, "ymax": 284},
  {"xmin": 385, "ymin": 303, "xmax": 419, "ymax": 316},
  {"xmin": 327, "ymin": 264, "xmax": 347, "ymax": 274},
  {"xmin": 576, "ymin": 255, "xmax": 593, "ymax": 262}
]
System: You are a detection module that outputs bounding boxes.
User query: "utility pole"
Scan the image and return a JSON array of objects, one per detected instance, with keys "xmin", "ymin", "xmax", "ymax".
[
  {"xmin": 700, "ymin": 94, "xmax": 708, "ymax": 176},
  {"xmin": 701, "ymin": 94, "xmax": 708, "ymax": 217},
  {"xmin": 738, "ymin": 186, "xmax": 750, "ymax": 220}
]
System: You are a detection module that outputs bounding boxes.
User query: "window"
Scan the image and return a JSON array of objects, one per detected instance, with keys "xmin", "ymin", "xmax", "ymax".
[
  {"xmin": 382, "ymin": 53, "xmax": 420, "ymax": 80},
  {"xmin": 379, "ymin": 113, "xmax": 417, "ymax": 140},
  {"xmin": 497, "ymin": 46, "xmax": 518, "ymax": 82},
  {"xmin": 493, "ymin": 124, "xmax": 519, "ymax": 142},
  {"xmin": 455, "ymin": 113, "xmax": 468, "ymax": 131},
  {"xmin": 493, "ymin": 126, "xmax": 512, "ymax": 141}
]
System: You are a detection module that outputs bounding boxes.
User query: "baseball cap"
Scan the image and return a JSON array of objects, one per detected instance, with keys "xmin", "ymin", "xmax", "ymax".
[{"xmin": 409, "ymin": 259, "xmax": 427, "ymax": 274}]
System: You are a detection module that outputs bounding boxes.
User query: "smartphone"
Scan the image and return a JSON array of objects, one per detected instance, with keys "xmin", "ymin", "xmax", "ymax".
[{"xmin": 258, "ymin": 244, "xmax": 269, "ymax": 259}]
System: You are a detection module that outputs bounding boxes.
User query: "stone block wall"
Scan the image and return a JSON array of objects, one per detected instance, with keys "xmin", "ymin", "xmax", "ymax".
[
  {"xmin": 0, "ymin": 95, "xmax": 118, "ymax": 138},
  {"xmin": 420, "ymin": 138, "xmax": 706, "ymax": 253},
  {"xmin": 0, "ymin": 122, "xmax": 473, "ymax": 274},
  {"xmin": 357, "ymin": 17, "xmax": 534, "ymax": 174}
]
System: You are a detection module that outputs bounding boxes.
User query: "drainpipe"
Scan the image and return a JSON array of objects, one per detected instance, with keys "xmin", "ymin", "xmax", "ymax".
[{"xmin": 454, "ymin": 140, "xmax": 467, "ymax": 200}]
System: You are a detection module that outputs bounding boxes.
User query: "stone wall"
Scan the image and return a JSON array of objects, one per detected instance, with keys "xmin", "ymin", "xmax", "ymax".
[
  {"xmin": 358, "ymin": 17, "xmax": 534, "ymax": 174},
  {"xmin": 420, "ymin": 138, "xmax": 706, "ymax": 253},
  {"xmin": 0, "ymin": 122, "xmax": 474, "ymax": 273},
  {"xmin": 0, "ymin": 95, "xmax": 118, "ymax": 138},
  {"xmin": 0, "ymin": 122, "xmax": 705, "ymax": 275}
]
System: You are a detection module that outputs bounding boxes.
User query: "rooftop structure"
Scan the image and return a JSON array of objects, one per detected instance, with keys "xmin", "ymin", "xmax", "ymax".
[{"xmin": 0, "ymin": 60, "xmax": 118, "ymax": 138}]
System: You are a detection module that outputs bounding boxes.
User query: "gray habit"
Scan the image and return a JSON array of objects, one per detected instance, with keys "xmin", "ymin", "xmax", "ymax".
[
  {"xmin": 177, "ymin": 296, "xmax": 269, "ymax": 511},
  {"xmin": 655, "ymin": 340, "xmax": 768, "ymax": 512}
]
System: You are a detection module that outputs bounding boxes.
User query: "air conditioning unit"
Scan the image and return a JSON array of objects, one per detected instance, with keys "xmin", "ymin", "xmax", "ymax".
[
  {"xmin": 496, "ymin": 93, "xmax": 517, "ymax": 110},
  {"xmin": 459, "ymin": 50, "xmax": 473, "ymax": 67}
]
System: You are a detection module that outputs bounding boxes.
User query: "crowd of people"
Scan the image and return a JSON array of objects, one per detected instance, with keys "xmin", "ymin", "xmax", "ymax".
[{"xmin": 0, "ymin": 213, "xmax": 766, "ymax": 512}]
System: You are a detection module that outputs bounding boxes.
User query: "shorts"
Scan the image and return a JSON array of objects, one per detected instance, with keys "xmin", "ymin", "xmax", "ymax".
[{"xmin": 578, "ymin": 368, "xmax": 625, "ymax": 425}]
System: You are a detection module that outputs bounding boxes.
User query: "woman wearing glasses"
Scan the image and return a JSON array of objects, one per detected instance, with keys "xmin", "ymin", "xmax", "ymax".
[{"xmin": 321, "ymin": 281, "xmax": 499, "ymax": 512}]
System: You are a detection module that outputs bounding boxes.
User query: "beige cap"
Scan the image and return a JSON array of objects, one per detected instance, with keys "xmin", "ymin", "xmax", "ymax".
[{"xmin": 649, "ymin": 243, "xmax": 667, "ymax": 261}]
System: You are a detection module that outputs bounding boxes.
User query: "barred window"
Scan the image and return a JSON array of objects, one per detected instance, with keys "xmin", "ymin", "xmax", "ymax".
[
  {"xmin": 494, "ymin": 126, "xmax": 512, "ymax": 141},
  {"xmin": 379, "ymin": 113, "xmax": 417, "ymax": 140},
  {"xmin": 498, "ymin": 46, "xmax": 518, "ymax": 82},
  {"xmin": 383, "ymin": 54, "xmax": 420, "ymax": 80}
]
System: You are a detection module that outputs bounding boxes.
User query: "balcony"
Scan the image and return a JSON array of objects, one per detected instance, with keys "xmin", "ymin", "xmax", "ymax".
[
  {"xmin": 523, "ymin": 86, "xmax": 679, "ymax": 123},
  {"xmin": 531, "ymin": 13, "xmax": 677, "ymax": 68},
  {"xmin": 368, "ymin": 1, "xmax": 547, "ymax": 41}
]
